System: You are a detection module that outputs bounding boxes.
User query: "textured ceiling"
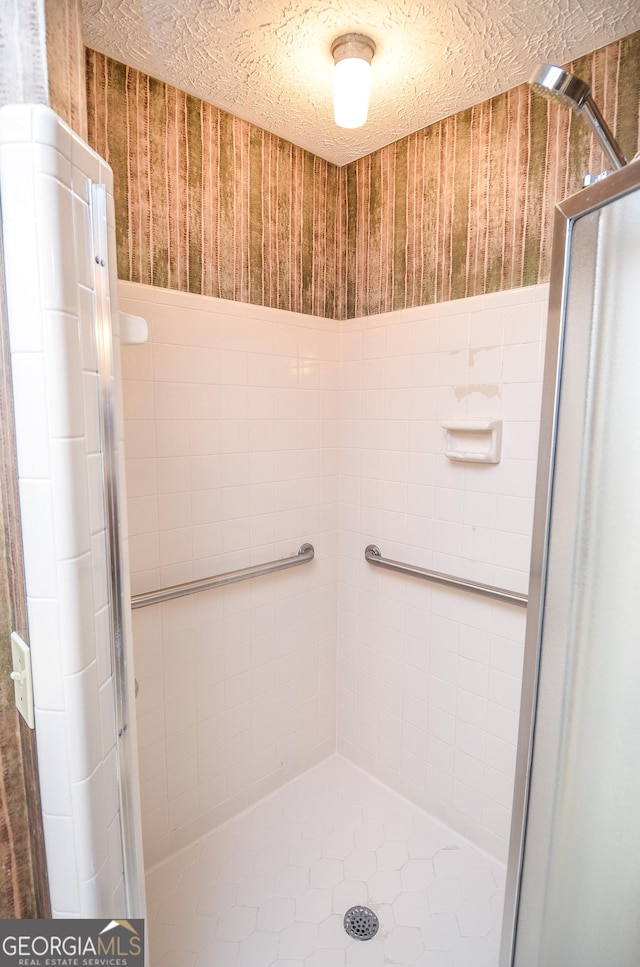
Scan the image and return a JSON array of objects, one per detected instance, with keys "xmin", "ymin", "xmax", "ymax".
[{"xmin": 81, "ymin": 0, "xmax": 640, "ymax": 166}]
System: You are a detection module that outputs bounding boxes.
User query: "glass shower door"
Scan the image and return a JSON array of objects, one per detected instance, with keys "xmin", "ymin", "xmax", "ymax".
[{"xmin": 501, "ymin": 159, "xmax": 640, "ymax": 966}]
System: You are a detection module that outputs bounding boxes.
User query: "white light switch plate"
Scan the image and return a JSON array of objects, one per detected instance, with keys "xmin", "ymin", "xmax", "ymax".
[{"xmin": 10, "ymin": 632, "xmax": 35, "ymax": 729}]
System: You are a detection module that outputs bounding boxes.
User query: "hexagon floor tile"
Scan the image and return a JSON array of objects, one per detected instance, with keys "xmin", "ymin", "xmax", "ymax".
[{"xmin": 146, "ymin": 756, "xmax": 506, "ymax": 966}]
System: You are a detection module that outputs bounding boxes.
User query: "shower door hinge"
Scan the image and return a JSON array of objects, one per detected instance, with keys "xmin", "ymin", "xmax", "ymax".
[{"xmin": 582, "ymin": 170, "xmax": 611, "ymax": 187}]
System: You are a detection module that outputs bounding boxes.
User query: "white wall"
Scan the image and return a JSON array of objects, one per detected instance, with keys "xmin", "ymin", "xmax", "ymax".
[
  {"xmin": 0, "ymin": 105, "xmax": 135, "ymax": 915},
  {"xmin": 337, "ymin": 285, "xmax": 548, "ymax": 861},
  {"xmin": 119, "ymin": 283, "xmax": 340, "ymax": 866},
  {"xmin": 120, "ymin": 281, "xmax": 547, "ymax": 868}
]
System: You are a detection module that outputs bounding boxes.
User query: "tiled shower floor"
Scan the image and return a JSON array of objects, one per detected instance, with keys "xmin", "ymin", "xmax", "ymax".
[{"xmin": 146, "ymin": 757, "xmax": 505, "ymax": 967}]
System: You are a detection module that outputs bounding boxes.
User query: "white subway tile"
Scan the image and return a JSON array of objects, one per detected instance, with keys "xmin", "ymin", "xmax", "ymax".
[
  {"xmin": 43, "ymin": 311, "xmax": 85, "ymax": 439},
  {"xmin": 427, "ymin": 735, "xmax": 454, "ymax": 774},
  {"xmin": 19, "ymin": 479, "xmax": 58, "ymax": 596},
  {"xmin": 31, "ymin": 106, "xmax": 73, "ymax": 158},
  {"xmin": 164, "ymin": 724, "xmax": 197, "ymax": 776},
  {"xmin": 142, "ymin": 803, "xmax": 170, "ymax": 848},
  {"xmin": 71, "ymin": 767, "xmax": 109, "ymax": 880},
  {"xmin": 503, "ymin": 301, "xmax": 545, "ymax": 344},
  {"xmin": 485, "ymin": 734, "xmax": 517, "ymax": 777},
  {"xmin": 468, "ymin": 309, "xmax": 503, "ymax": 348},
  {"xmin": 458, "ymin": 657, "xmax": 489, "ymax": 698},
  {"xmin": 501, "ymin": 381, "xmax": 543, "ymax": 423},
  {"xmin": 488, "ymin": 668, "xmax": 521, "ymax": 712},
  {"xmin": 496, "ymin": 458, "xmax": 537, "ymax": 499},
  {"xmin": 123, "ymin": 379, "xmax": 155, "ymax": 420},
  {"xmin": 73, "ymin": 194, "xmax": 93, "ymax": 289},
  {"xmin": 484, "ymin": 765, "xmax": 514, "ymax": 809},
  {"xmin": 486, "ymin": 702, "xmax": 518, "ymax": 746},
  {"xmin": 11, "ymin": 352, "xmax": 51, "ymax": 478},
  {"xmin": 438, "ymin": 315, "xmax": 469, "ymax": 351},
  {"xmin": 126, "ymin": 457, "xmax": 158, "ymax": 498},
  {"xmin": 0, "ymin": 143, "xmax": 37, "ymax": 222},
  {"xmin": 49, "ymin": 438, "xmax": 91, "ymax": 560},
  {"xmin": 481, "ymin": 798, "xmax": 511, "ymax": 842},
  {"xmin": 2, "ymin": 222, "xmax": 44, "ymax": 352},
  {"xmin": 458, "ymin": 626, "xmax": 491, "ymax": 665},
  {"xmin": 453, "ymin": 780, "xmax": 483, "ymax": 822},
  {"xmin": 63, "ymin": 662, "xmax": 102, "ymax": 782},
  {"xmin": 42, "ymin": 814, "xmax": 80, "ymax": 914},
  {"xmin": 35, "ymin": 710, "xmax": 73, "ymax": 815},
  {"xmin": 152, "ymin": 342, "xmax": 192, "ymax": 383},
  {"xmin": 57, "ymin": 553, "xmax": 96, "ymax": 675},
  {"xmin": 494, "ymin": 494, "xmax": 533, "ymax": 536},
  {"xmin": 27, "ymin": 598, "xmax": 64, "ymax": 710},
  {"xmin": 454, "ymin": 748, "xmax": 485, "ymax": 797},
  {"xmin": 121, "ymin": 347, "xmax": 152, "ymax": 391},
  {"xmin": 428, "ymin": 705, "xmax": 455, "ymax": 745},
  {"xmin": 456, "ymin": 690, "xmax": 487, "ymax": 730},
  {"xmin": 36, "ymin": 177, "xmax": 78, "ymax": 313},
  {"xmin": 490, "ymin": 636, "xmax": 525, "ymax": 678}
]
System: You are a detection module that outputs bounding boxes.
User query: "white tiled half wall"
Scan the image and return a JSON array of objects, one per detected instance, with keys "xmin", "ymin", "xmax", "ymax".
[
  {"xmin": 119, "ymin": 283, "xmax": 340, "ymax": 866},
  {"xmin": 0, "ymin": 105, "xmax": 141, "ymax": 915},
  {"xmin": 338, "ymin": 286, "xmax": 548, "ymax": 861}
]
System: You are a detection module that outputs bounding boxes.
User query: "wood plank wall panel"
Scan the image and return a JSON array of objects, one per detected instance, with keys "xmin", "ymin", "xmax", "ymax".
[
  {"xmin": 346, "ymin": 33, "xmax": 640, "ymax": 317},
  {"xmin": 86, "ymin": 32, "xmax": 639, "ymax": 320},
  {"xmin": 0, "ymin": 232, "xmax": 50, "ymax": 919},
  {"xmin": 45, "ymin": 0, "xmax": 87, "ymax": 139},
  {"xmin": 86, "ymin": 50, "xmax": 344, "ymax": 319}
]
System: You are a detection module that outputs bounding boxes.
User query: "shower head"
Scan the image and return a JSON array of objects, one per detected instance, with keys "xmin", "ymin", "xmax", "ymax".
[
  {"xmin": 529, "ymin": 64, "xmax": 591, "ymax": 112},
  {"xmin": 529, "ymin": 64, "xmax": 627, "ymax": 170}
]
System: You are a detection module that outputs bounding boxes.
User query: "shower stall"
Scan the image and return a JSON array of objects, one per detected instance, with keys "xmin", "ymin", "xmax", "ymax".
[
  {"xmin": 118, "ymin": 274, "xmax": 546, "ymax": 966},
  {"xmin": 121, "ymin": 130, "xmax": 640, "ymax": 966},
  {"xmin": 2, "ymin": 75, "xmax": 639, "ymax": 967}
]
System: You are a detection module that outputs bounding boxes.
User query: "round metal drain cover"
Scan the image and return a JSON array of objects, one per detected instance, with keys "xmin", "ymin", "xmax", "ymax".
[{"xmin": 344, "ymin": 905, "xmax": 379, "ymax": 940}]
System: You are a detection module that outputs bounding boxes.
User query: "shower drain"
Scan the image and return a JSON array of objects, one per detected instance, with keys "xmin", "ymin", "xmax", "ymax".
[{"xmin": 343, "ymin": 905, "xmax": 379, "ymax": 941}]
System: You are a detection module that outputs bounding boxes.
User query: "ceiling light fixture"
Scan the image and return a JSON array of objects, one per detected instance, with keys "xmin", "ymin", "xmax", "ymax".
[{"xmin": 331, "ymin": 33, "xmax": 376, "ymax": 129}]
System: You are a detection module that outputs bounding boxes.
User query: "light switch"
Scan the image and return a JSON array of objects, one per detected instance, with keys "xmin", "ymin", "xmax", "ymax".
[{"xmin": 10, "ymin": 632, "xmax": 35, "ymax": 729}]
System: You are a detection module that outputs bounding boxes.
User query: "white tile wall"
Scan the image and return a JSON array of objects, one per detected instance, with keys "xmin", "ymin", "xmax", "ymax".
[
  {"xmin": 119, "ymin": 283, "xmax": 340, "ymax": 866},
  {"xmin": 121, "ymin": 282, "xmax": 546, "ymax": 870},
  {"xmin": 337, "ymin": 286, "xmax": 548, "ymax": 862},
  {"xmin": 0, "ymin": 105, "xmax": 141, "ymax": 916}
]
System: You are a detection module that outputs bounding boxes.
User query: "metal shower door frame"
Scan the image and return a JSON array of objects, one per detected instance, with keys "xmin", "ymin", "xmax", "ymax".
[
  {"xmin": 90, "ymin": 182, "xmax": 145, "ymax": 918},
  {"xmin": 499, "ymin": 158, "xmax": 640, "ymax": 966}
]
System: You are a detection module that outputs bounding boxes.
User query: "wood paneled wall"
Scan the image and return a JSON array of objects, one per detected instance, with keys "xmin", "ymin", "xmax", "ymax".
[{"xmin": 86, "ymin": 32, "xmax": 640, "ymax": 320}]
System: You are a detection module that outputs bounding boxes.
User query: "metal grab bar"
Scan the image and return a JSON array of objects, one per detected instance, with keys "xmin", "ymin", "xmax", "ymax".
[
  {"xmin": 131, "ymin": 543, "xmax": 315, "ymax": 610},
  {"xmin": 365, "ymin": 544, "xmax": 528, "ymax": 608}
]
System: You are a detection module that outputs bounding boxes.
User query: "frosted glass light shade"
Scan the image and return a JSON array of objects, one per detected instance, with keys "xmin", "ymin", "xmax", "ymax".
[
  {"xmin": 331, "ymin": 33, "xmax": 375, "ymax": 129},
  {"xmin": 334, "ymin": 57, "xmax": 372, "ymax": 128}
]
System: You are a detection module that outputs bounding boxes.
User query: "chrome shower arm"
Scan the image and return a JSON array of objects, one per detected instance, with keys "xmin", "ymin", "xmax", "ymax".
[
  {"xmin": 529, "ymin": 63, "xmax": 628, "ymax": 172},
  {"xmin": 582, "ymin": 95, "xmax": 627, "ymax": 170}
]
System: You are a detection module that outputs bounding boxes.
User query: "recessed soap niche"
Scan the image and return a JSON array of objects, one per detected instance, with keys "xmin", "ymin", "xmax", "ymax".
[{"xmin": 441, "ymin": 419, "xmax": 502, "ymax": 463}]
